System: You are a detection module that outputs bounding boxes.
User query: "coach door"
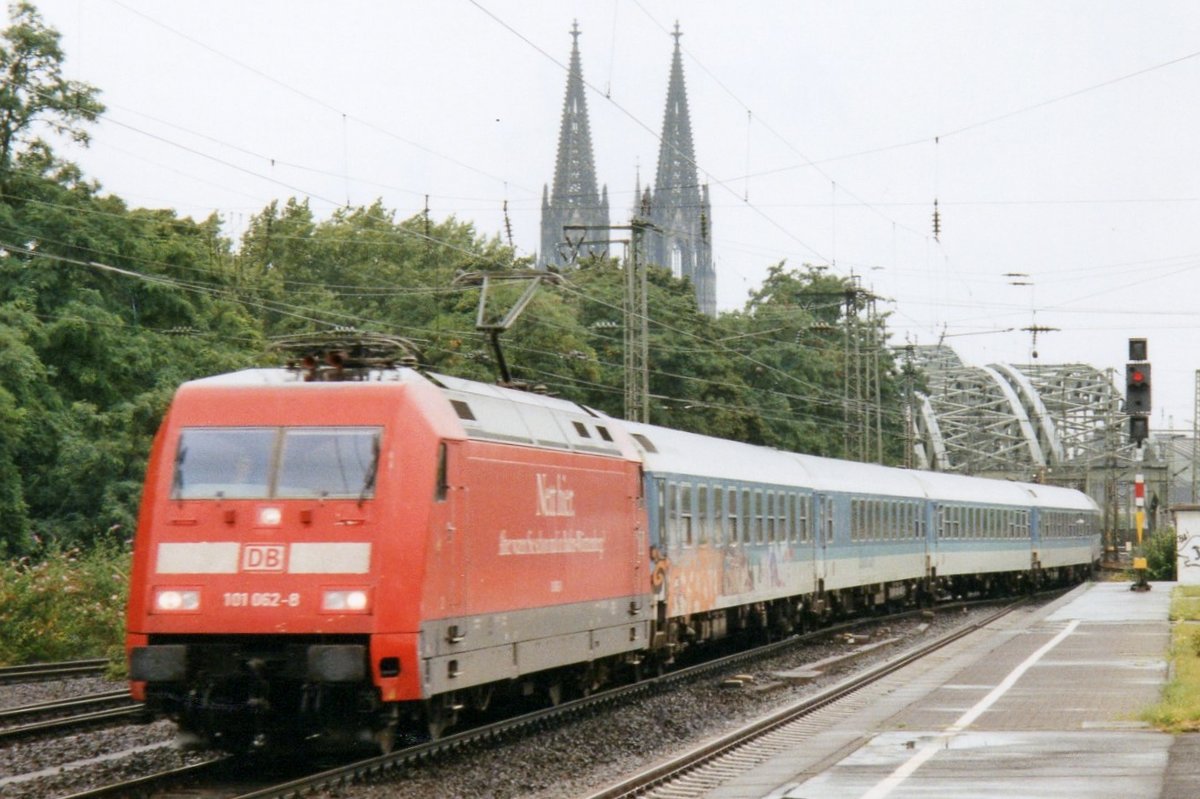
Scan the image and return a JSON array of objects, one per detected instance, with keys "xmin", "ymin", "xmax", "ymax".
[{"xmin": 815, "ymin": 493, "xmax": 833, "ymax": 587}]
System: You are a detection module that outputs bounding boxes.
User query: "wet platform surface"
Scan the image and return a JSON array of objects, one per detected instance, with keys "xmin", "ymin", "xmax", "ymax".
[{"xmin": 704, "ymin": 582, "xmax": 1200, "ymax": 799}]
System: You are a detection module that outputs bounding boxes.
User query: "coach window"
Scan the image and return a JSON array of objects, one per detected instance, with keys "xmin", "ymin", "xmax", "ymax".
[
  {"xmin": 680, "ymin": 483, "xmax": 694, "ymax": 547},
  {"xmin": 787, "ymin": 493, "xmax": 798, "ymax": 543},
  {"xmin": 765, "ymin": 492, "xmax": 776, "ymax": 542},
  {"xmin": 780, "ymin": 492, "xmax": 790, "ymax": 542},
  {"xmin": 714, "ymin": 487, "xmax": 726, "ymax": 546},
  {"xmin": 666, "ymin": 482, "xmax": 678, "ymax": 548},
  {"xmin": 786, "ymin": 493, "xmax": 796, "ymax": 543},
  {"xmin": 655, "ymin": 478, "xmax": 666, "ymax": 544},
  {"xmin": 797, "ymin": 495, "xmax": 809, "ymax": 542},
  {"xmin": 750, "ymin": 490, "xmax": 760, "ymax": 545},
  {"xmin": 698, "ymin": 485, "xmax": 710, "ymax": 546},
  {"xmin": 724, "ymin": 484, "xmax": 734, "ymax": 542},
  {"xmin": 741, "ymin": 489, "xmax": 752, "ymax": 544}
]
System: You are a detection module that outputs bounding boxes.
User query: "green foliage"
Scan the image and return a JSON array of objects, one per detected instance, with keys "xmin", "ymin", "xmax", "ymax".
[
  {"xmin": 1145, "ymin": 527, "xmax": 1178, "ymax": 581},
  {"xmin": 1143, "ymin": 586, "xmax": 1200, "ymax": 731},
  {"xmin": 0, "ymin": 1, "xmax": 104, "ymax": 189},
  {"xmin": 0, "ymin": 542, "xmax": 129, "ymax": 665},
  {"xmin": 0, "ymin": 4, "xmax": 908, "ymax": 555}
]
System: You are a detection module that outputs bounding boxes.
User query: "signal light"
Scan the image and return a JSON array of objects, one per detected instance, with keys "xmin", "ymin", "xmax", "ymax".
[
  {"xmin": 1130, "ymin": 415, "xmax": 1149, "ymax": 446},
  {"xmin": 1125, "ymin": 362, "xmax": 1151, "ymax": 415}
]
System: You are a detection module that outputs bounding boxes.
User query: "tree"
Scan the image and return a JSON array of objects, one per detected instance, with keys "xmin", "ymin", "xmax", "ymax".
[
  {"xmin": 719, "ymin": 262, "xmax": 904, "ymax": 461},
  {"xmin": 0, "ymin": 2, "xmax": 104, "ymax": 191}
]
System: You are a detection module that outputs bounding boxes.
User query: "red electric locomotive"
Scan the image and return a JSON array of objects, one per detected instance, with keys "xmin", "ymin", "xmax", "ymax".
[{"xmin": 126, "ymin": 342, "xmax": 652, "ymax": 751}]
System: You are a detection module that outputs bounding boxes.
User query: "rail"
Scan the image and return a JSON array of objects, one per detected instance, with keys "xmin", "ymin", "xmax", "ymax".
[{"xmin": 0, "ymin": 658, "xmax": 110, "ymax": 684}]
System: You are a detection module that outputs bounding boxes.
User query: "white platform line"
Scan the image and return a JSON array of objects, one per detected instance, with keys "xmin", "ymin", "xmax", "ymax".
[{"xmin": 858, "ymin": 619, "xmax": 1081, "ymax": 799}]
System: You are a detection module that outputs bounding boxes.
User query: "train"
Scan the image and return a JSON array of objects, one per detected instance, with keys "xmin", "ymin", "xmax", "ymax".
[{"xmin": 125, "ymin": 345, "xmax": 1101, "ymax": 753}]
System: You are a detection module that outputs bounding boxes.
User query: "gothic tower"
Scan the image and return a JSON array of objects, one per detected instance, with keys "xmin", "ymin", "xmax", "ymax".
[
  {"xmin": 539, "ymin": 22, "xmax": 609, "ymax": 268},
  {"xmin": 644, "ymin": 23, "xmax": 716, "ymax": 317}
]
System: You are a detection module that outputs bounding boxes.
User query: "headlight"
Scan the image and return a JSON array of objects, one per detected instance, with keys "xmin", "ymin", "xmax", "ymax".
[
  {"xmin": 153, "ymin": 588, "xmax": 201, "ymax": 612},
  {"xmin": 322, "ymin": 589, "xmax": 370, "ymax": 613}
]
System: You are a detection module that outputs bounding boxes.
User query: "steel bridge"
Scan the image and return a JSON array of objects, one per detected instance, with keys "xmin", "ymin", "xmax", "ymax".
[{"xmin": 907, "ymin": 345, "xmax": 1138, "ymax": 479}]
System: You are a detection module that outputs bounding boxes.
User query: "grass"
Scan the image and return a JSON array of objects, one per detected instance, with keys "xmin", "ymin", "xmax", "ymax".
[
  {"xmin": 1141, "ymin": 585, "xmax": 1200, "ymax": 732},
  {"xmin": 0, "ymin": 542, "xmax": 130, "ymax": 669}
]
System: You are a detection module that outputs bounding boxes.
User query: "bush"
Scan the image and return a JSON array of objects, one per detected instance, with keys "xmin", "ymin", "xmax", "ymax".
[
  {"xmin": 1145, "ymin": 527, "xmax": 1178, "ymax": 581},
  {"xmin": 0, "ymin": 542, "xmax": 129, "ymax": 665}
]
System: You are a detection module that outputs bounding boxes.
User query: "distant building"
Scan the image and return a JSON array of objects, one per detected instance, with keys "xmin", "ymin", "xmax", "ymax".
[
  {"xmin": 539, "ymin": 22, "xmax": 609, "ymax": 269},
  {"xmin": 539, "ymin": 21, "xmax": 716, "ymax": 317}
]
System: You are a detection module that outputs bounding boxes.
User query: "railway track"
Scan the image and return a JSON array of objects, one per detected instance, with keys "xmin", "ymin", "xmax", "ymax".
[
  {"xmin": 57, "ymin": 759, "xmax": 233, "ymax": 799},
  {"xmin": 0, "ymin": 690, "xmax": 143, "ymax": 742},
  {"xmin": 0, "ymin": 658, "xmax": 111, "ymax": 684},
  {"xmin": 101, "ymin": 600, "xmax": 1029, "ymax": 799},
  {"xmin": 4, "ymin": 595, "xmax": 1051, "ymax": 799},
  {"xmin": 578, "ymin": 600, "xmax": 1025, "ymax": 799}
]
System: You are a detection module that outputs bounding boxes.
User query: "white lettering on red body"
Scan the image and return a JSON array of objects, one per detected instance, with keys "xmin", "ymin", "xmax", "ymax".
[{"xmin": 535, "ymin": 473, "xmax": 575, "ymax": 517}]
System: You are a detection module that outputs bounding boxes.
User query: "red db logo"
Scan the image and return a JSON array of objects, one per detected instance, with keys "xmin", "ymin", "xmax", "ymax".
[{"xmin": 242, "ymin": 544, "xmax": 286, "ymax": 573}]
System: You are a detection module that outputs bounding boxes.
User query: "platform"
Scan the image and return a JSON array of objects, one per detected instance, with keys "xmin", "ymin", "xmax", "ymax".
[{"xmin": 706, "ymin": 582, "xmax": 1200, "ymax": 799}]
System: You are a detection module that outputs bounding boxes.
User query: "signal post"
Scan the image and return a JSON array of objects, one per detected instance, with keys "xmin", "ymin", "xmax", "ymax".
[{"xmin": 1127, "ymin": 338, "xmax": 1151, "ymax": 591}]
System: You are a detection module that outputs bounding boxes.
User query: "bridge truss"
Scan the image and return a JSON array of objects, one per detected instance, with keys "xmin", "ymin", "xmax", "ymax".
[{"xmin": 908, "ymin": 345, "xmax": 1136, "ymax": 479}]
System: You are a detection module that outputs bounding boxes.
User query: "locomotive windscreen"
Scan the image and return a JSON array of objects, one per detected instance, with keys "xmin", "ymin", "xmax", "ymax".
[{"xmin": 172, "ymin": 426, "xmax": 381, "ymax": 500}]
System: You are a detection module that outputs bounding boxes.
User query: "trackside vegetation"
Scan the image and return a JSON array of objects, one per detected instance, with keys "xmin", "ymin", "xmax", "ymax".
[
  {"xmin": 1141, "ymin": 584, "xmax": 1200, "ymax": 732},
  {"xmin": 0, "ymin": 542, "xmax": 129, "ymax": 666}
]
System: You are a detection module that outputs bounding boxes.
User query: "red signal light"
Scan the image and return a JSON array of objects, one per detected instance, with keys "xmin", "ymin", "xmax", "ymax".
[{"xmin": 1130, "ymin": 369, "xmax": 1146, "ymax": 384}]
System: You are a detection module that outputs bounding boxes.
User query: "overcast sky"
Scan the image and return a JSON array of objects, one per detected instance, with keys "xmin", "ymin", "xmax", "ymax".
[{"xmin": 29, "ymin": 0, "xmax": 1200, "ymax": 431}]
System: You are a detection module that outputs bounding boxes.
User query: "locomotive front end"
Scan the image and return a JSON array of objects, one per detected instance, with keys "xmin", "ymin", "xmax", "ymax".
[{"xmin": 125, "ymin": 370, "xmax": 433, "ymax": 753}]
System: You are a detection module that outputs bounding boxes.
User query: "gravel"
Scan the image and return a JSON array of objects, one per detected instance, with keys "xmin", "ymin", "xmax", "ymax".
[
  {"xmin": 0, "ymin": 676, "xmax": 210, "ymax": 799},
  {"xmin": 319, "ymin": 605, "xmax": 1001, "ymax": 799},
  {"xmin": 0, "ymin": 675, "xmax": 117, "ymax": 710},
  {"xmin": 0, "ymin": 604, "xmax": 1011, "ymax": 799}
]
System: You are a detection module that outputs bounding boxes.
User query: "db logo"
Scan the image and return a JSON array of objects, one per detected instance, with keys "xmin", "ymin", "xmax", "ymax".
[{"xmin": 242, "ymin": 544, "xmax": 286, "ymax": 573}]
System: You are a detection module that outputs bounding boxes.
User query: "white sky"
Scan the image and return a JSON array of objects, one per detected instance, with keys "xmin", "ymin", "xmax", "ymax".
[{"xmin": 29, "ymin": 0, "xmax": 1200, "ymax": 430}]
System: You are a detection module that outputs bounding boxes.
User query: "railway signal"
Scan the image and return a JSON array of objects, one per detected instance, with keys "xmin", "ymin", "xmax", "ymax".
[
  {"xmin": 1125, "ymin": 363, "xmax": 1151, "ymax": 415},
  {"xmin": 1126, "ymin": 338, "xmax": 1150, "ymax": 446}
]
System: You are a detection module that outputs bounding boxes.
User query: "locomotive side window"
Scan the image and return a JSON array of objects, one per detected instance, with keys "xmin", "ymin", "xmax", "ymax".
[{"xmin": 435, "ymin": 443, "xmax": 449, "ymax": 501}]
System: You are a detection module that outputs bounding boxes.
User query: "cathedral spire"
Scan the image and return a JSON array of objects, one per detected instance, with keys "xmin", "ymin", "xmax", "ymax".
[
  {"xmin": 539, "ymin": 20, "xmax": 608, "ymax": 268},
  {"xmin": 647, "ymin": 21, "xmax": 716, "ymax": 316}
]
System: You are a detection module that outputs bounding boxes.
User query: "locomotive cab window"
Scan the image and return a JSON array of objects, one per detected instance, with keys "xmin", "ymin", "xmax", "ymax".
[{"xmin": 172, "ymin": 426, "xmax": 382, "ymax": 500}]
